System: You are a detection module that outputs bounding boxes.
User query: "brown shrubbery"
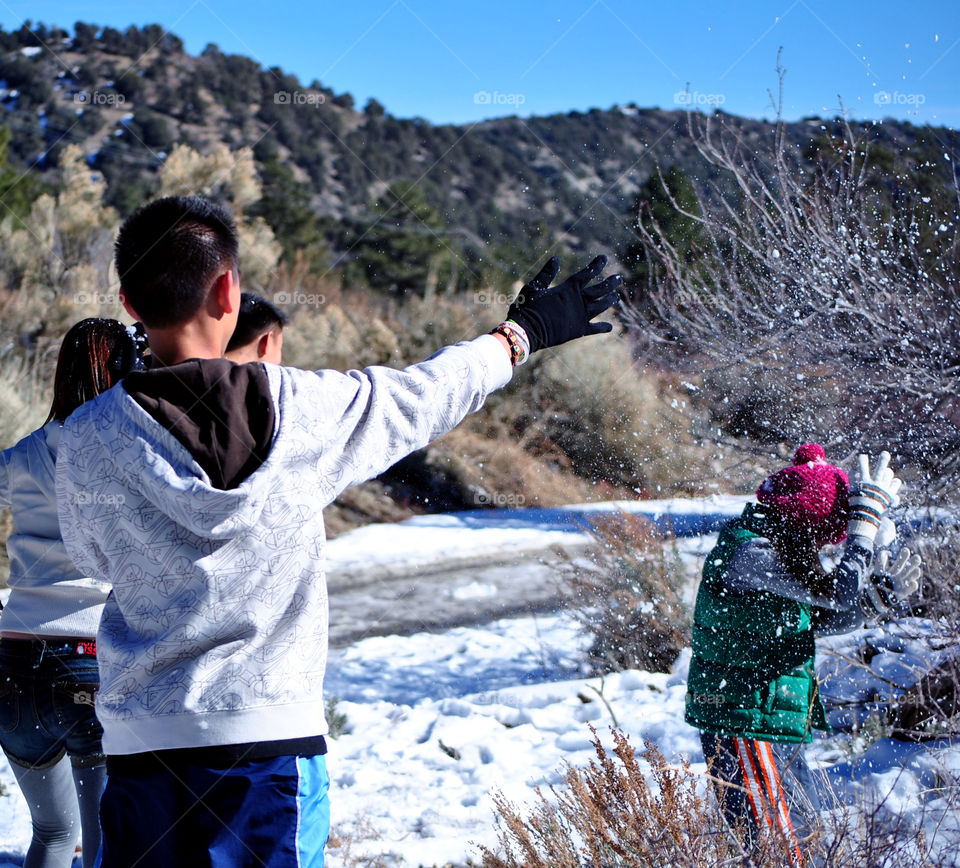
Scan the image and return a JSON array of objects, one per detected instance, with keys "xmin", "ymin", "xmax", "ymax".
[
  {"xmin": 480, "ymin": 726, "xmax": 960, "ymax": 867},
  {"xmin": 563, "ymin": 513, "xmax": 689, "ymax": 675},
  {"xmin": 883, "ymin": 526, "xmax": 960, "ymax": 740},
  {"xmin": 480, "ymin": 728, "xmax": 765, "ymax": 867}
]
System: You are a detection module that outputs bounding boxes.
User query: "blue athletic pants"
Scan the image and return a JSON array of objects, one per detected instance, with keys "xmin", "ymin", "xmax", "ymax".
[{"xmin": 95, "ymin": 752, "xmax": 330, "ymax": 867}]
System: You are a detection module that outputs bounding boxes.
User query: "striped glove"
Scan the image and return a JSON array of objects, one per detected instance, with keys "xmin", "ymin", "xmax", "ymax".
[
  {"xmin": 847, "ymin": 452, "xmax": 902, "ymax": 544},
  {"xmin": 862, "ymin": 548, "xmax": 922, "ymax": 618}
]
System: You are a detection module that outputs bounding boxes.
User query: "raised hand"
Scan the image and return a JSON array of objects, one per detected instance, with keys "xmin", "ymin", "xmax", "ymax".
[
  {"xmin": 847, "ymin": 452, "xmax": 903, "ymax": 544},
  {"xmin": 506, "ymin": 255, "xmax": 622, "ymax": 354}
]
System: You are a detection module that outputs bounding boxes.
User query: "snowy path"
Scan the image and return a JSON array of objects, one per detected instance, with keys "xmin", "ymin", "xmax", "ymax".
[
  {"xmin": 327, "ymin": 542, "xmax": 586, "ymax": 647},
  {"xmin": 325, "ymin": 495, "xmax": 747, "ymax": 646}
]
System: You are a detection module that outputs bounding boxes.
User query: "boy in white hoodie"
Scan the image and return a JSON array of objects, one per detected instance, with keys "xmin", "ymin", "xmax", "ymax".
[{"xmin": 56, "ymin": 195, "xmax": 620, "ymax": 867}]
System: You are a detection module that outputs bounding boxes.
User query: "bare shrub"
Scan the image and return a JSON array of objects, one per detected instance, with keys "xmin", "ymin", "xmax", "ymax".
[
  {"xmin": 563, "ymin": 514, "xmax": 689, "ymax": 675},
  {"xmin": 326, "ymin": 815, "xmax": 391, "ymax": 868},
  {"xmin": 814, "ymin": 768, "xmax": 960, "ymax": 868},
  {"xmin": 478, "ymin": 728, "xmax": 755, "ymax": 867},
  {"xmin": 910, "ymin": 525, "xmax": 960, "ymax": 626},
  {"xmin": 624, "ymin": 63, "xmax": 960, "ymax": 498},
  {"xmin": 479, "ymin": 727, "xmax": 960, "ymax": 867},
  {"xmin": 878, "ymin": 526, "xmax": 960, "ymax": 740}
]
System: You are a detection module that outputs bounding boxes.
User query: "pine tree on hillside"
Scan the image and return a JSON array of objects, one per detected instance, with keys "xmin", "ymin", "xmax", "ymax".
[
  {"xmin": 345, "ymin": 180, "xmax": 447, "ymax": 295},
  {"xmin": 623, "ymin": 165, "xmax": 704, "ymax": 295}
]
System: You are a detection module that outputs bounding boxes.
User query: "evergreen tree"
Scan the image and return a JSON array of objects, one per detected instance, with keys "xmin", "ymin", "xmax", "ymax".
[
  {"xmin": 346, "ymin": 180, "xmax": 446, "ymax": 294},
  {"xmin": 623, "ymin": 165, "xmax": 703, "ymax": 297},
  {"xmin": 250, "ymin": 154, "xmax": 326, "ymax": 268},
  {"xmin": 0, "ymin": 125, "xmax": 46, "ymax": 220}
]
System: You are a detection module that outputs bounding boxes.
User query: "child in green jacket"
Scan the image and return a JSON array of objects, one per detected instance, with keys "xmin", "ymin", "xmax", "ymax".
[{"xmin": 686, "ymin": 444, "xmax": 920, "ymax": 863}]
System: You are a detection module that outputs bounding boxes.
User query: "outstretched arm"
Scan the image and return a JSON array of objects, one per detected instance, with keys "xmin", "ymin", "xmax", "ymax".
[{"xmin": 295, "ymin": 256, "xmax": 621, "ymax": 504}]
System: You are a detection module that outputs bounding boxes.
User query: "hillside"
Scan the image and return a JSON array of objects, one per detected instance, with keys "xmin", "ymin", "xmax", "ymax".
[
  {"xmin": 2, "ymin": 21, "xmax": 957, "ymax": 283},
  {"xmin": 1, "ymin": 21, "xmax": 958, "ymax": 572}
]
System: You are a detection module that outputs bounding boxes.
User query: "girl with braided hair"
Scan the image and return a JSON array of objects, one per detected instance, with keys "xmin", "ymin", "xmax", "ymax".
[{"xmin": 0, "ymin": 318, "xmax": 145, "ymax": 868}]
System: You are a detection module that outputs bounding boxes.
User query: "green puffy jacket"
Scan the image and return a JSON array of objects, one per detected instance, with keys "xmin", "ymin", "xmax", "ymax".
[{"xmin": 685, "ymin": 504, "xmax": 829, "ymax": 743}]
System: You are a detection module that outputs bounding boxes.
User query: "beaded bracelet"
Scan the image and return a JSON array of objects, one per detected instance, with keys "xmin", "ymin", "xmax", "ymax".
[{"xmin": 491, "ymin": 320, "xmax": 530, "ymax": 366}]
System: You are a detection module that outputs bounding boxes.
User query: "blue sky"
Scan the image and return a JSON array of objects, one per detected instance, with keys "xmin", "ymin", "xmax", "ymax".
[{"xmin": 2, "ymin": 0, "xmax": 958, "ymax": 128}]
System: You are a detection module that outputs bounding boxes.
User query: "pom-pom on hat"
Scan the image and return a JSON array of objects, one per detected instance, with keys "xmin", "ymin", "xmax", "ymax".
[{"xmin": 756, "ymin": 443, "xmax": 850, "ymax": 546}]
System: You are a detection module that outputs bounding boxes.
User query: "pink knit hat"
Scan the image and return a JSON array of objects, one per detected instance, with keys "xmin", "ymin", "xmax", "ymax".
[{"xmin": 756, "ymin": 443, "xmax": 850, "ymax": 546}]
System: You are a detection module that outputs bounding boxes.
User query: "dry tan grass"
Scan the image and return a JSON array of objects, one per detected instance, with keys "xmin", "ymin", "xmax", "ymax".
[
  {"xmin": 478, "ymin": 728, "xmax": 754, "ymax": 867},
  {"xmin": 325, "ymin": 815, "xmax": 392, "ymax": 867},
  {"xmin": 424, "ymin": 425, "xmax": 604, "ymax": 509}
]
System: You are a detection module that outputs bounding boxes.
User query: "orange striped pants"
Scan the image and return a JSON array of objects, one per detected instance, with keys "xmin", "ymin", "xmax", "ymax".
[{"xmin": 701, "ymin": 733, "xmax": 820, "ymax": 865}]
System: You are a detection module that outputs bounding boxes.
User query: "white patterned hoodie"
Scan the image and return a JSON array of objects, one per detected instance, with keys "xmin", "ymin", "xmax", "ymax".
[{"xmin": 56, "ymin": 335, "xmax": 511, "ymax": 756}]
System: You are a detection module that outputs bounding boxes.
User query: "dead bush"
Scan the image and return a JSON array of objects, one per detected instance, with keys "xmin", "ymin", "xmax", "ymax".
[
  {"xmin": 479, "ymin": 727, "xmax": 960, "ymax": 867},
  {"xmin": 478, "ymin": 728, "xmax": 757, "ymax": 867},
  {"xmin": 881, "ymin": 525, "xmax": 960, "ymax": 740},
  {"xmin": 563, "ymin": 514, "xmax": 689, "ymax": 675},
  {"xmin": 624, "ymin": 62, "xmax": 960, "ymax": 495},
  {"xmin": 326, "ymin": 815, "xmax": 391, "ymax": 867}
]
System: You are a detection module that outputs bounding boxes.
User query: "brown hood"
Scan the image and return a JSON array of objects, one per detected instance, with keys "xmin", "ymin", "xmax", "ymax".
[{"xmin": 123, "ymin": 358, "xmax": 275, "ymax": 490}]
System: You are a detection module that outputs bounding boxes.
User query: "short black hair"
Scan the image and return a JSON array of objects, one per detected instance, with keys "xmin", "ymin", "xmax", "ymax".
[
  {"xmin": 226, "ymin": 292, "xmax": 289, "ymax": 352},
  {"xmin": 115, "ymin": 196, "xmax": 239, "ymax": 328}
]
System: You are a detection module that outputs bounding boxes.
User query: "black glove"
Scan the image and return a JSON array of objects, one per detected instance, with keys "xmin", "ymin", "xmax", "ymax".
[{"xmin": 506, "ymin": 255, "xmax": 622, "ymax": 353}]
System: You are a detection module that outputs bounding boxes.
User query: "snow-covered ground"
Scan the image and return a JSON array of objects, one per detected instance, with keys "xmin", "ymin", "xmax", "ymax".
[
  {"xmin": 322, "ymin": 611, "xmax": 960, "ymax": 866},
  {"xmin": 0, "ymin": 498, "xmax": 957, "ymax": 867},
  {"xmin": 325, "ymin": 494, "xmax": 750, "ymax": 581}
]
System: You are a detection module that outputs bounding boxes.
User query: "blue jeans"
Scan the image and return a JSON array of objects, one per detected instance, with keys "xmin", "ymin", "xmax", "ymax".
[{"xmin": 0, "ymin": 637, "xmax": 104, "ymax": 769}]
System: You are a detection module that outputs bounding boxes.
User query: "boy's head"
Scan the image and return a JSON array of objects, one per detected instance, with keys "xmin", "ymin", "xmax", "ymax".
[
  {"xmin": 225, "ymin": 292, "xmax": 289, "ymax": 364},
  {"xmin": 757, "ymin": 443, "xmax": 850, "ymax": 547},
  {"xmin": 115, "ymin": 196, "xmax": 239, "ymax": 329}
]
